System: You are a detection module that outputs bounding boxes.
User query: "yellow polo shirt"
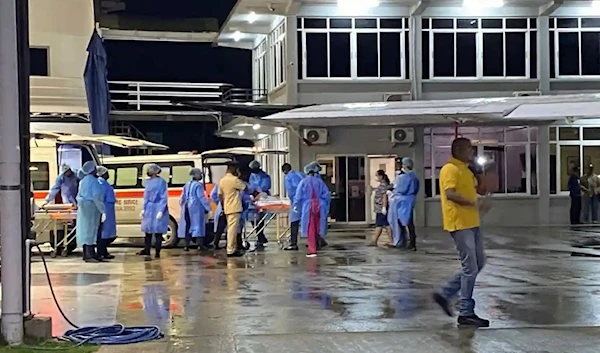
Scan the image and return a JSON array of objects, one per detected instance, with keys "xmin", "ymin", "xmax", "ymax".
[
  {"xmin": 439, "ymin": 157, "xmax": 480, "ymax": 232},
  {"xmin": 218, "ymin": 173, "xmax": 246, "ymax": 215}
]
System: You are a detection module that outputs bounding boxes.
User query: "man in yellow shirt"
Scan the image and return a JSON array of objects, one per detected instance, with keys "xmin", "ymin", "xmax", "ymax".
[
  {"xmin": 218, "ymin": 162, "xmax": 247, "ymax": 258},
  {"xmin": 433, "ymin": 137, "xmax": 490, "ymax": 328}
]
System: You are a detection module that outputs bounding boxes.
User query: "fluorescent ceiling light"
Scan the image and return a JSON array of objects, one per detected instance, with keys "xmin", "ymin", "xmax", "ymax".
[
  {"xmin": 338, "ymin": 0, "xmax": 379, "ymax": 9},
  {"xmin": 237, "ymin": 130, "xmax": 245, "ymax": 136},
  {"xmin": 247, "ymin": 11, "xmax": 257, "ymax": 24},
  {"xmin": 252, "ymin": 123, "xmax": 261, "ymax": 130},
  {"xmin": 233, "ymin": 31, "xmax": 242, "ymax": 42},
  {"xmin": 463, "ymin": 0, "xmax": 504, "ymax": 8}
]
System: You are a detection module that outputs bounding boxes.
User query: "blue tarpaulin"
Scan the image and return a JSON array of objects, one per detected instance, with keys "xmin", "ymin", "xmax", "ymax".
[{"xmin": 84, "ymin": 29, "xmax": 111, "ymax": 154}]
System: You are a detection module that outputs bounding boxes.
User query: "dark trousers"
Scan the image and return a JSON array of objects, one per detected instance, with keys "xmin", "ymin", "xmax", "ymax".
[
  {"xmin": 144, "ymin": 233, "xmax": 162, "ymax": 255},
  {"xmin": 214, "ymin": 214, "xmax": 227, "ymax": 247},
  {"xmin": 96, "ymin": 223, "xmax": 108, "ymax": 257},
  {"xmin": 570, "ymin": 196, "xmax": 582, "ymax": 225},
  {"xmin": 290, "ymin": 220, "xmax": 300, "ymax": 246},
  {"xmin": 253, "ymin": 212, "xmax": 268, "ymax": 244},
  {"xmin": 407, "ymin": 220, "xmax": 417, "ymax": 247}
]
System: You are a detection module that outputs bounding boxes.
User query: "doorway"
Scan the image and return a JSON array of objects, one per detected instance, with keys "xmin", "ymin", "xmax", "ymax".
[{"xmin": 317, "ymin": 155, "xmax": 367, "ymax": 224}]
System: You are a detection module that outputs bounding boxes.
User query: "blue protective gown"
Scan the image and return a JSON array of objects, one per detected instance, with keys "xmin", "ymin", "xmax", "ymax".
[
  {"xmin": 177, "ymin": 181, "xmax": 212, "ymax": 238},
  {"xmin": 389, "ymin": 171, "xmax": 404, "ymax": 246},
  {"xmin": 99, "ymin": 178, "xmax": 117, "ymax": 239},
  {"xmin": 46, "ymin": 173, "xmax": 79, "ymax": 204},
  {"xmin": 75, "ymin": 175, "xmax": 106, "ymax": 246},
  {"xmin": 284, "ymin": 171, "xmax": 304, "ymax": 223},
  {"xmin": 293, "ymin": 175, "xmax": 330, "ymax": 238},
  {"xmin": 211, "ymin": 185, "xmax": 223, "ymax": 233},
  {"xmin": 141, "ymin": 177, "xmax": 169, "ymax": 234},
  {"xmin": 396, "ymin": 171, "xmax": 420, "ymax": 226},
  {"xmin": 249, "ymin": 170, "xmax": 272, "ymax": 195}
]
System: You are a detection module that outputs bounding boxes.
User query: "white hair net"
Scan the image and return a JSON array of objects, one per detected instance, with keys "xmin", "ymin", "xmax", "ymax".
[
  {"xmin": 96, "ymin": 166, "xmax": 109, "ymax": 176},
  {"xmin": 80, "ymin": 161, "xmax": 97, "ymax": 176},
  {"xmin": 304, "ymin": 161, "xmax": 322, "ymax": 174},
  {"xmin": 189, "ymin": 167, "xmax": 203, "ymax": 180},
  {"xmin": 147, "ymin": 163, "xmax": 162, "ymax": 176},
  {"xmin": 249, "ymin": 160, "xmax": 261, "ymax": 169},
  {"xmin": 61, "ymin": 164, "xmax": 72, "ymax": 173},
  {"xmin": 402, "ymin": 157, "xmax": 414, "ymax": 168}
]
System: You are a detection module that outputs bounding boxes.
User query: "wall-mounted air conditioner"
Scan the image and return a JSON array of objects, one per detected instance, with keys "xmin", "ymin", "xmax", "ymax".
[
  {"xmin": 383, "ymin": 92, "xmax": 412, "ymax": 102},
  {"xmin": 303, "ymin": 128, "xmax": 328, "ymax": 145},
  {"xmin": 391, "ymin": 128, "xmax": 415, "ymax": 144},
  {"xmin": 513, "ymin": 90, "xmax": 542, "ymax": 97}
]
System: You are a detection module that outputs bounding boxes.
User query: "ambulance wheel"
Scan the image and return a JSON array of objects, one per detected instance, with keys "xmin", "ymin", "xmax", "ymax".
[
  {"xmin": 61, "ymin": 248, "xmax": 69, "ymax": 257},
  {"xmin": 243, "ymin": 241, "xmax": 250, "ymax": 250},
  {"xmin": 163, "ymin": 217, "xmax": 180, "ymax": 248},
  {"xmin": 50, "ymin": 250, "xmax": 58, "ymax": 258}
]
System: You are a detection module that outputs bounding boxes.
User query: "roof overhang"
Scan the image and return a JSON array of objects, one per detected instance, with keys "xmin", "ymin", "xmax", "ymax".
[
  {"xmin": 100, "ymin": 28, "xmax": 218, "ymax": 42},
  {"xmin": 216, "ymin": 116, "xmax": 287, "ymax": 141}
]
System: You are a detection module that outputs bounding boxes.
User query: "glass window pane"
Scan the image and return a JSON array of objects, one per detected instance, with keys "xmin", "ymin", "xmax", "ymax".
[
  {"xmin": 560, "ymin": 146, "xmax": 580, "ymax": 192},
  {"xmin": 357, "ymin": 33, "xmax": 378, "ymax": 77},
  {"xmin": 380, "ymin": 18, "xmax": 403, "ymax": 29},
  {"xmin": 305, "ymin": 33, "xmax": 328, "ymax": 77},
  {"xmin": 355, "ymin": 18, "xmax": 377, "ymax": 28},
  {"xmin": 456, "ymin": 33, "xmax": 476, "ymax": 77},
  {"xmin": 549, "ymin": 126, "xmax": 557, "ymax": 141},
  {"xmin": 581, "ymin": 32, "xmax": 600, "ymax": 75},
  {"xmin": 422, "ymin": 32, "xmax": 430, "ymax": 79},
  {"xmin": 117, "ymin": 167, "xmax": 139, "ymax": 187},
  {"xmin": 457, "ymin": 19, "xmax": 478, "ymax": 29},
  {"xmin": 549, "ymin": 31, "xmax": 556, "ymax": 78},
  {"xmin": 107, "ymin": 169, "xmax": 115, "ymax": 186},
  {"xmin": 329, "ymin": 32, "xmax": 351, "ymax": 77},
  {"xmin": 505, "ymin": 145, "xmax": 528, "ymax": 193},
  {"xmin": 550, "ymin": 143, "xmax": 557, "ymax": 194},
  {"xmin": 172, "ymin": 165, "xmax": 192, "ymax": 186},
  {"xmin": 530, "ymin": 31, "xmax": 537, "ymax": 79},
  {"xmin": 30, "ymin": 162, "xmax": 50, "ymax": 190},
  {"xmin": 422, "ymin": 18, "xmax": 430, "ymax": 29},
  {"xmin": 380, "ymin": 32, "xmax": 401, "ymax": 77},
  {"xmin": 297, "ymin": 31, "xmax": 303, "ymax": 79},
  {"xmin": 559, "ymin": 127, "xmax": 580, "ymax": 140},
  {"xmin": 330, "ymin": 18, "xmax": 352, "ymax": 28},
  {"xmin": 530, "ymin": 18, "xmax": 537, "ymax": 29},
  {"xmin": 432, "ymin": 19, "xmax": 453, "ymax": 29},
  {"xmin": 557, "ymin": 18, "xmax": 578, "ymax": 28},
  {"xmin": 483, "ymin": 33, "xmax": 504, "ymax": 77},
  {"xmin": 482, "ymin": 19, "xmax": 502, "ymax": 29},
  {"xmin": 405, "ymin": 31, "xmax": 410, "ymax": 79},
  {"xmin": 505, "ymin": 127, "xmax": 529, "ymax": 142},
  {"xmin": 584, "ymin": 146, "xmax": 600, "ymax": 175},
  {"xmin": 558, "ymin": 32, "xmax": 580, "ymax": 76},
  {"xmin": 30, "ymin": 48, "xmax": 49, "ymax": 76},
  {"xmin": 583, "ymin": 127, "xmax": 600, "ymax": 140},
  {"xmin": 304, "ymin": 18, "xmax": 327, "ymax": 29},
  {"xmin": 506, "ymin": 32, "xmax": 526, "ymax": 77},
  {"xmin": 480, "ymin": 127, "xmax": 504, "ymax": 143},
  {"xmin": 582, "ymin": 18, "xmax": 600, "ymax": 28},
  {"xmin": 433, "ymin": 33, "xmax": 454, "ymax": 77},
  {"xmin": 434, "ymin": 146, "xmax": 452, "ymax": 195},
  {"xmin": 297, "ymin": 18, "xmax": 302, "ymax": 29},
  {"xmin": 506, "ymin": 19, "xmax": 528, "ymax": 29}
]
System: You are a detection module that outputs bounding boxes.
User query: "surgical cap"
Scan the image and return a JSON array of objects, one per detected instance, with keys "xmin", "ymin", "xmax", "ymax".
[
  {"xmin": 249, "ymin": 160, "xmax": 261, "ymax": 169},
  {"xmin": 402, "ymin": 157, "xmax": 414, "ymax": 168},
  {"xmin": 189, "ymin": 168, "xmax": 203, "ymax": 180},
  {"xmin": 96, "ymin": 166, "xmax": 109, "ymax": 176},
  {"xmin": 80, "ymin": 161, "xmax": 97, "ymax": 176},
  {"xmin": 304, "ymin": 161, "xmax": 322, "ymax": 174},
  {"xmin": 147, "ymin": 163, "xmax": 162, "ymax": 176},
  {"xmin": 61, "ymin": 164, "xmax": 72, "ymax": 173}
]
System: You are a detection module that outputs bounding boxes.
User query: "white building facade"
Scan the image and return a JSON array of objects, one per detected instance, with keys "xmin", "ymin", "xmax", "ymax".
[{"xmin": 216, "ymin": 0, "xmax": 600, "ymax": 227}]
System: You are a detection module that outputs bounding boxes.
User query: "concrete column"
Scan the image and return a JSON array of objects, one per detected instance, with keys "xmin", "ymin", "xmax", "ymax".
[
  {"xmin": 538, "ymin": 16, "xmax": 551, "ymax": 94},
  {"xmin": 413, "ymin": 127, "xmax": 426, "ymax": 227},
  {"xmin": 409, "ymin": 15, "xmax": 423, "ymax": 100},
  {"xmin": 285, "ymin": 15, "xmax": 299, "ymax": 105},
  {"xmin": 537, "ymin": 126, "xmax": 550, "ymax": 225},
  {"xmin": 288, "ymin": 128, "xmax": 302, "ymax": 171}
]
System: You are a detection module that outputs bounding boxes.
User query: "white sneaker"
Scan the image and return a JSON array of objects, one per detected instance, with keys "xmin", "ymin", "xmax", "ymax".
[{"xmin": 306, "ymin": 253, "xmax": 317, "ymax": 258}]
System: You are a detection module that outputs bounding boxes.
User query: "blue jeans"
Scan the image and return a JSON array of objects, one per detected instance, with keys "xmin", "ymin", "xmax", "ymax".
[
  {"xmin": 583, "ymin": 195, "xmax": 598, "ymax": 223},
  {"xmin": 440, "ymin": 227, "xmax": 486, "ymax": 316}
]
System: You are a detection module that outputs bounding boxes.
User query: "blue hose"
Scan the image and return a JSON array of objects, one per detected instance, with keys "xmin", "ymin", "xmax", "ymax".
[{"xmin": 35, "ymin": 244, "xmax": 165, "ymax": 346}]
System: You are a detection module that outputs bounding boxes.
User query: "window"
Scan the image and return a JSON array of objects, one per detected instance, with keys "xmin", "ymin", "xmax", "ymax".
[
  {"xmin": 30, "ymin": 162, "xmax": 50, "ymax": 191},
  {"xmin": 268, "ymin": 20, "xmax": 287, "ymax": 89},
  {"xmin": 298, "ymin": 17, "xmax": 409, "ymax": 79},
  {"xmin": 108, "ymin": 161, "xmax": 195, "ymax": 189},
  {"xmin": 550, "ymin": 17, "xmax": 600, "ymax": 77},
  {"xmin": 30, "ymin": 47, "xmax": 49, "ymax": 76},
  {"xmin": 116, "ymin": 167, "xmax": 138, "ymax": 187},
  {"xmin": 107, "ymin": 169, "xmax": 116, "ymax": 186},
  {"xmin": 423, "ymin": 18, "xmax": 536, "ymax": 79},
  {"xmin": 550, "ymin": 126, "xmax": 600, "ymax": 194},
  {"xmin": 172, "ymin": 165, "xmax": 192, "ymax": 185},
  {"xmin": 253, "ymin": 40, "xmax": 267, "ymax": 98},
  {"xmin": 424, "ymin": 126, "xmax": 538, "ymax": 197}
]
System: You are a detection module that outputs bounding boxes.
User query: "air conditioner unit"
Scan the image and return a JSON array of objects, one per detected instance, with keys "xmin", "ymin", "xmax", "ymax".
[
  {"xmin": 384, "ymin": 92, "xmax": 412, "ymax": 102},
  {"xmin": 513, "ymin": 90, "xmax": 542, "ymax": 97},
  {"xmin": 303, "ymin": 128, "xmax": 328, "ymax": 145},
  {"xmin": 391, "ymin": 128, "xmax": 415, "ymax": 144}
]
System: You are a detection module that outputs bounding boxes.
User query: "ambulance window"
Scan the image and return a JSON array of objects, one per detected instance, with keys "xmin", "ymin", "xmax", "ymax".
[
  {"xmin": 107, "ymin": 169, "xmax": 116, "ymax": 185},
  {"xmin": 160, "ymin": 167, "xmax": 170, "ymax": 184},
  {"xmin": 172, "ymin": 165, "xmax": 192, "ymax": 186},
  {"xmin": 116, "ymin": 167, "xmax": 138, "ymax": 187},
  {"xmin": 30, "ymin": 162, "xmax": 50, "ymax": 190}
]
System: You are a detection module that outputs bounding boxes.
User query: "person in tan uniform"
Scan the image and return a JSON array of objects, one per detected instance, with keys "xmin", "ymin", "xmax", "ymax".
[{"xmin": 218, "ymin": 162, "xmax": 247, "ymax": 257}]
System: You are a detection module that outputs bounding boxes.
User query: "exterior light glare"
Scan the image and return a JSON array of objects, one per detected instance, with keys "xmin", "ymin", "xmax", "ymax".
[
  {"xmin": 477, "ymin": 156, "xmax": 488, "ymax": 166},
  {"xmin": 252, "ymin": 123, "xmax": 261, "ymax": 130},
  {"xmin": 463, "ymin": 0, "xmax": 504, "ymax": 8},
  {"xmin": 248, "ymin": 11, "xmax": 257, "ymax": 24},
  {"xmin": 337, "ymin": 0, "xmax": 379, "ymax": 9},
  {"xmin": 233, "ymin": 31, "xmax": 242, "ymax": 42},
  {"xmin": 237, "ymin": 130, "xmax": 245, "ymax": 136},
  {"xmin": 593, "ymin": 1, "xmax": 600, "ymax": 8}
]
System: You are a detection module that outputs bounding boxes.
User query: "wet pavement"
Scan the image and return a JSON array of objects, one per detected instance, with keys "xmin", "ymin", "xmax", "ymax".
[{"xmin": 13, "ymin": 226, "xmax": 600, "ymax": 352}]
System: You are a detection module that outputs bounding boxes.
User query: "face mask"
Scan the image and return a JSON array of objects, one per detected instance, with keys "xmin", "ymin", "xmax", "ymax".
[{"xmin": 395, "ymin": 170, "xmax": 402, "ymax": 176}]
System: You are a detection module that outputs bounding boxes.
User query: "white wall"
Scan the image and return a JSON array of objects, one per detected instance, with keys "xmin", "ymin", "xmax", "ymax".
[{"xmin": 29, "ymin": 0, "xmax": 94, "ymax": 114}]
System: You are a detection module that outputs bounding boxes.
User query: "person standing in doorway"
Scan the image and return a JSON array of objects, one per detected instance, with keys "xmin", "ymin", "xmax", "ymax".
[
  {"xmin": 568, "ymin": 166, "xmax": 582, "ymax": 225},
  {"xmin": 218, "ymin": 162, "xmax": 248, "ymax": 258},
  {"xmin": 397, "ymin": 157, "xmax": 420, "ymax": 251},
  {"xmin": 369, "ymin": 170, "xmax": 393, "ymax": 247},
  {"xmin": 140, "ymin": 164, "xmax": 169, "ymax": 260},
  {"xmin": 281, "ymin": 163, "xmax": 304, "ymax": 251},
  {"xmin": 433, "ymin": 137, "xmax": 491, "ymax": 327},
  {"xmin": 581, "ymin": 164, "xmax": 599, "ymax": 223}
]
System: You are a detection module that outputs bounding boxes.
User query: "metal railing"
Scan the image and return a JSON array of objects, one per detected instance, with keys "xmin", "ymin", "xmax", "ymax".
[{"xmin": 222, "ymin": 88, "xmax": 268, "ymax": 103}]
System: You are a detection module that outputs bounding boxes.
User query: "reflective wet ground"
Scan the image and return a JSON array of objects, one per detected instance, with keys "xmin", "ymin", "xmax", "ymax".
[{"xmin": 18, "ymin": 227, "xmax": 600, "ymax": 352}]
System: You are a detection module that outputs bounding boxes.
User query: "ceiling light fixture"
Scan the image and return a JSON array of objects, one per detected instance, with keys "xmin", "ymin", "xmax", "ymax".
[
  {"xmin": 233, "ymin": 31, "xmax": 242, "ymax": 42},
  {"xmin": 337, "ymin": 0, "xmax": 379, "ymax": 9},
  {"xmin": 252, "ymin": 123, "xmax": 261, "ymax": 130},
  {"xmin": 247, "ymin": 11, "xmax": 257, "ymax": 24},
  {"xmin": 237, "ymin": 130, "xmax": 245, "ymax": 136},
  {"xmin": 463, "ymin": 0, "xmax": 504, "ymax": 8}
]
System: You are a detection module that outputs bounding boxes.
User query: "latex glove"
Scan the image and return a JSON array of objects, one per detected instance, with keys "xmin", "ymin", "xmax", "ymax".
[
  {"xmin": 381, "ymin": 207, "xmax": 387, "ymax": 215},
  {"xmin": 156, "ymin": 211, "xmax": 163, "ymax": 220},
  {"xmin": 293, "ymin": 206, "xmax": 298, "ymax": 214},
  {"xmin": 207, "ymin": 211, "xmax": 213, "ymax": 219},
  {"xmin": 101, "ymin": 213, "xmax": 107, "ymax": 223},
  {"xmin": 140, "ymin": 210, "xmax": 144, "ymax": 218}
]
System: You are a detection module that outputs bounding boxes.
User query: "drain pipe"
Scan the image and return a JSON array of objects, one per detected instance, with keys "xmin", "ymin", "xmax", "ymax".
[{"xmin": 23, "ymin": 239, "xmax": 36, "ymax": 319}]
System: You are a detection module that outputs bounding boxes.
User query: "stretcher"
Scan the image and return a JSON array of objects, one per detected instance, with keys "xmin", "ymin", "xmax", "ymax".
[
  {"xmin": 242, "ymin": 197, "xmax": 291, "ymax": 250},
  {"xmin": 32, "ymin": 204, "xmax": 78, "ymax": 258}
]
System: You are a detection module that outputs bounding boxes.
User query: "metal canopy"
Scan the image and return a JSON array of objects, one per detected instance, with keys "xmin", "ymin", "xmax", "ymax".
[
  {"xmin": 172, "ymin": 100, "xmax": 311, "ymax": 117},
  {"xmin": 30, "ymin": 130, "xmax": 169, "ymax": 150}
]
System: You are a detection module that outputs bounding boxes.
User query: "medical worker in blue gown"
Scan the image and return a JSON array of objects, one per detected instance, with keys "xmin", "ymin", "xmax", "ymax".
[
  {"xmin": 293, "ymin": 161, "xmax": 331, "ymax": 257},
  {"xmin": 178, "ymin": 168, "xmax": 212, "ymax": 252},
  {"xmin": 281, "ymin": 163, "xmax": 304, "ymax": 251},
  {"xmin": 389, "ymin": 165, "xmax": 405, "ymax": 247},
  {"xmin": 43, "ymin": 164, "xmax": 79, "ymax": 206},
  {"xmin": 396, "ymin": 157, "xmax": 420, "ymax": 251},
  {"xmin": 140, "ymin": 163, "xmax": 169, "ymax": 259},
  {"xmin": 96, "ymin": 166, "xmax": 117, "ymax": 260},
  {"xmin": 75, "ymin": 161, "xmax": 106, "ymax": 263},
  {"xmin": 249, "ymin": 161, "xmax": 272, "ymax": 248}
]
